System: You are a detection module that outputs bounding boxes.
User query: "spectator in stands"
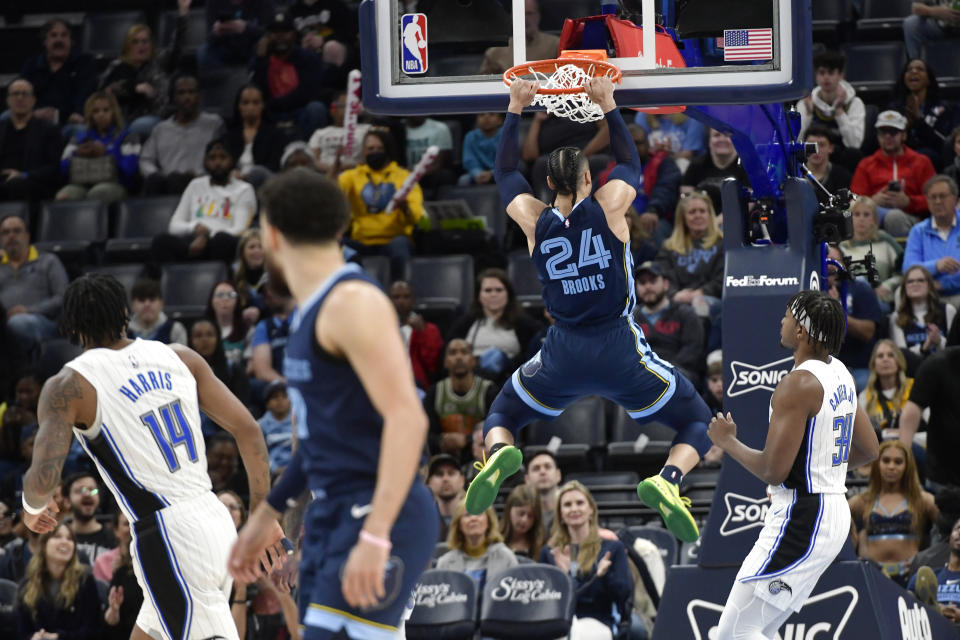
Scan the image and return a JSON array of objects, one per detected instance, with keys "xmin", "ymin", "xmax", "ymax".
[
  {"xmin": 427, "ymin": 454, "xmax": 466, "ymax": 540},
  {"xmin": 437, "ymin": 500, "xmax": 518, "ymax": 585},
  {"xmin": 250, "ymin": 280, "xmax": 294, "ymax": 389},
  {"xmin": 449, "ymin": 269, "xmax": 543, "ymax": 382},
  {"xmin": 92, "ymin": 511, "xmax": 128, "ymax": 583},
  {"xmin": 63, "ymin": 471, "xmax": 117, "ymax": 566},
  {"xmin": 309, "ymin": 90, "xmax": 370, "ymax": 173},
  {"xmin": 796, "ymin": 50, "xmax": 866, "ymax": 165},
  {"xmin": 632, "ymin": 260, "xmax": 704, "ymax": 383},
  {"xmin": 903, "ymin": 1, "xmax": 960, "ymax": 63},
  {"xmin": 140, "ymin": 75, "xmax": 224, "ymax": 196},
  {"xmin": 911, "ymin": 517, "xmax": 960, "ymax": 623},
  {"xmin": 500, "ymin": 484, "xmax": 544, "ymax": 560},
  {"xmin": 188, "ymin": 318, "xmax": 251, "ymax": 419},
  {"xmin": 827, "ymin": 244, "xmax": 885, "ymax": 390},
  {"xmin": 289, "ymin": 0, "xmax": 358, "ymax": 66},
  {"xmin": 251, "ymin": 13, "xmax": 331, "ymax": 141},
  {"xmin": 526, "ymin": 450, "xmax": 562, "ymax": 532},
  {"xmin": 207, "ymin": 432, "xmax": 249, "ymax": 499},
  {"xmin": 0, "ymin": 519, "xmax": 39, "ymax": 583},
  {"xmin": 56, "ymin": 91, "xmax": 140, "ymax": 203},
  {"xmin": 903, "ymin": 175, "xmax": 960, "ymax": 306},
  {"xmin": 680, "ymin": 129, "xmax": 748, "ymax": 196},
  {"xmin": 946, "ymin": 126, "xmax": 960, "ymax": 185},
  {"xmin": 233, "ymin": 229, "xmax": 266, "ymax": 322},
  {"xmin": 657, "ymin": 192, "xmax": 723, "ymax": 320},
  {"xmin": 102, "ymin": 513, "xmax": 142, "ymax": 640},
  {"xmin": 425, "ymin": 338, "xmax": 498, "ymax": 462},
  {"xmin": 840, "ymin": 196, "xmax": 904, "ymax": 307},
  {"xmin": 703, "ymin": 354, "xmax": 724, "ymax": 414},
  {"xmin": 891, "ymin": 59, "xmax": 956, "ymax": 169},
  {"xmin": 0, "ymin": 214, "xmax": 68, "ymax": 360},
  {"xmin": 599, "ymin": 124, "xmax": 681, "ymax": 245},
  {"xmin": 891, "ymin": 265, "xmax": 956, "ymax": 356},
  {"xmin": 99, "ymin": 2, "xmax": 190, "ymax": 139},
  {"xmin": 388, "ymin": 280, "xmax": 443, "ymax": 389},
  {"xmin": 280, "ymin": 141, "xmax": 315, "ymax": 171},
  {"xmin": 0, "ymin": 419, "xmax": 36, "ymax": 508},
  {"xmin": 258, "ymin": 379, "xmax": 292, "ymax": 470},
  {"xmin": 539, "ymin": 481, "xmax": 633, "ymax": 640},
  {"xmin": 860, "ymin": 339, "xmax": 916, "ymax": 435},
  {"xmin": 199, "ymin": 0, "xmax": 274, "ymax": 68},
  {"xmin": 458, "ymin": 112, "xmax": 503, "ymax": 186},
  {"xmin": 911, "ymin": 487, "xmax": 960, "ymax": 572},
  {"xmin": 898, "ymin": 346, "xmax": 960, "ymax": 491},
  {"xmin": 126, "ymin": 278, "xmax": 187, "ymax": 345},
  {"xmin": 804, "ymin": 125, "xmax": 853, "ymax": 205},
  {"xmin": 522, "ymin": 112, "xmax": 610, "ymax": 166},
  {"xmin": 0, "ymin": 499, "xmax": 14, "ymax": 548},
  {"xmin": 206, "ymin": 280, "xmax": 250, "ymax": 367},
  {"xmin": 339, "ymin": 129, "xmax": 424, "ymax": 279},
  {"xmin": 17, "ymin": 523, "xmax": 101, "ymax": 640},
  {"xmin": 0, "ymin": 78, "xmax": 64, "ymax": 202},
  {"xmin": 403, "ymin": 116, "xmax": 455, "ymax": 197},
  {"xmin": 851, "ymin": 110, "xmax": 937, "ymax": 237},
  {"xmin": 223, "ymin": 84, "xmax": 287, "ymax": 189},
  {"xmin": 849, "ymin": 440, "xmax": 938, "ymax": 586},
  {"xmin": 153, "ymin": 139, "xmax": 256, "ymax": 264},
  {"xmin": 19, "ymin": 19, "xmax": 97, "ymax": 136},
  {"xmin": 480, "ymin": 0, "xmax": 559, "ymax": 74},
  {"xmin": 624, "ymin": 207, "xmax": 658, "ymax": 267},
  {"xmin": 633, "ymin": 112, "xmax": 707, "ymax": 166}
]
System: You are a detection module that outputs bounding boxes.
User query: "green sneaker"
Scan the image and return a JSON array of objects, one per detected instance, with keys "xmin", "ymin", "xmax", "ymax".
[
  {"xmin": 637, "ymin": 475, "xmax": 700, "ymax": 543},
  {"xmin": 465, "ymin": 445, "xmax": 523, "ymax": 515},
  {"xmin": 914, "ymin": 565, "xmax": 940, "ymax": 612}
]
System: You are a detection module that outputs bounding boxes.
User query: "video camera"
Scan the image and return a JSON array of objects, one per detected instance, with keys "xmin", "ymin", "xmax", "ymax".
[{"xmin": 812, "ymin": 188, "xmax": 854, "ymax": 244}]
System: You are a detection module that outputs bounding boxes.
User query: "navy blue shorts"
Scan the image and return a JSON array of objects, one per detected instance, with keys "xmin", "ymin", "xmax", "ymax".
[
  {"xmin": 299, "ymin": 482, "xmax": 438, "ymax": 639},
  {"xmin": 487, "ymin": 316, "xmax": 713, "ymax": 456}
]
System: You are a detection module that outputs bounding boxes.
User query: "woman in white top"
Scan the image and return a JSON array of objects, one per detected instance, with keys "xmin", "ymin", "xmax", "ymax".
[{"xmin": 889, "ymin": 265, "xmax": 956, "ymax": 357}]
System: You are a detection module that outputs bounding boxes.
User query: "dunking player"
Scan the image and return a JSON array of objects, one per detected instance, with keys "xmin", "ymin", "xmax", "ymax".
[
  {"xmin": 708, "ymin": 291, "xmax": 879, "ymax": 639},
  {"xmin": 464, "ymin": 77, "xmax": 714, "ymax": 543},
  {"xmin": 228, "ymin": 169, "xmax": 437, "ymax": 639},
  {"xmin": 21, "ymin": 273, "xmax": 286, "ymax": 640}
]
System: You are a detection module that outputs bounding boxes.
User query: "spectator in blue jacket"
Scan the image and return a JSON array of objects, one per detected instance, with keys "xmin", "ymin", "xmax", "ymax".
[
  {"xmin": 458, "ymin": 112, "xmax": 503, "ymax": 186},
  {"xmin": 257, "ymin": 379, "xmax": 292, "ymax": 469},
  {"xmin": 56, "ymin": 91, "xmax": 140, "ymax": 203},
  {"xmin": 633, "ymin": 111, "xmax": 706, "ymax": 163},
  {"xmin": 539, "ymin": 481, "xmax": 633, "ymax": 640},
  {"xmin": 904, "ymin": 175, "xmax": 960, "ymax": 307}
]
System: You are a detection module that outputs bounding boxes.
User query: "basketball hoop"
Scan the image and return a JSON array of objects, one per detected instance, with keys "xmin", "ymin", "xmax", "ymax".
[{"xmin": 503, "ymin": 50, "xmax": 622, "ymax": 124}]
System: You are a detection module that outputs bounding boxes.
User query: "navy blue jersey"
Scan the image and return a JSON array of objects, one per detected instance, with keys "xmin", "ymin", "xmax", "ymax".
[
  {"xmin": 283, "ymin": 263, "xmax": 386, "ymax": 496},
  {"xmin": 532, "ymin": 197, "xmax": 634, "ymax": 328}
]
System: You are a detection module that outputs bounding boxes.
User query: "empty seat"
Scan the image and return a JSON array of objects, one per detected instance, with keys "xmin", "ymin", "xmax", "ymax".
[
  {"xmin": 523, "ymin": 396, "xmax": 606, "ymax": 471},
  {"xmin": 679, "ymin": 539, "xmax": 701, "ymax": 565},
  {"xmin": 621, "ymin": 525, "xmax": 679, "ymax": 568},
  {"xmin": 0, "ymin": 577, "xmax": 17, "ymax": 632},
  {"xmin": 567, "ymin": 471, "xmax": 639, "ymax": 502},
  {"xmin": 106, "ymin": 196, "xmax": 178, "ymax": 262},
  {"xmin": 38, "ymin": 339, "xmax": 83, "ymax": 380},
  {"xmin": 34, "ymin": 200, "xmax": 108, "ymax": 259},
  {"xmin": 158, "ymin": 8, "xmax": 207, "ymax": 53},
  {"xmin": 200, "ymin": 67, "xmax": 253, "ymax": 117},
  {"xmin": 856, "ymin": 0, "xmax": 911, "ymax": 40},
  {"xmin": 437, "ymin": 184, "xmax": 506, "ymax": 245},
  {"xmin": 480, "ymin": 565, "xmax": 574, "ymax": 639},
  {"xmin": 361, "ymin": 255, "xmax": 391, "ymax": 286},
  {"xmin": 406, "ymin": 570, "xmax": 478, "ymax": 640},
  {"xmin": 405, "ymin": 255, "xmax": 475, "ymax": 313},
  {"xmin": 842, "ymin": 42, "xmax": 905, "ymax": 102},
  {"xmin": 605, "ymin": 406, "xmax": 675, "ymax": 474},
  {"xmin": 925, "ymin": 40, "xmax": 960, "ymax": 94},
  {"xmin": 506, "ymin": 251, "xmax": 542, "ymax": 309},
  {"xmin": 84, "ymin": 264, "xmax": 146, "ymax": 299},
  {"xmin": 81, "ymin": 12, "xmax": 147, "ymax": 61},
  {"xmin": 160, "ymin": 262, "xmax": 228, "ymax": 319},
  {"xmin": 811, "ymin": 0, "xmax": 851, "ymax": 43}
]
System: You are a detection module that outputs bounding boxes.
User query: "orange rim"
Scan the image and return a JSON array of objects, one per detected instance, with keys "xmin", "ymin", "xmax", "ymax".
[{"xmin": 503, "ymin": 58, "xmax": 623, "ymax": 95}]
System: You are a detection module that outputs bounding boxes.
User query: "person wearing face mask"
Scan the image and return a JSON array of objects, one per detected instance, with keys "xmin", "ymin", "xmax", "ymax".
[
  {"xmin": 152, "ymin": 138, "xmax": 257, "ymax": 265},
  {"xmin": 339, "ymin": 129, "xmax": 425, "ymax": 280}
]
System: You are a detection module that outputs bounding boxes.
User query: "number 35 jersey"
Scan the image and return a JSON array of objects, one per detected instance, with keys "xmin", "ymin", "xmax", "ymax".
[
  {"xmin": 65, "ymin": 339, "xmax": 211, "ymax": 523},
  {"xmin": 532, "ymin": 197, "xmax": 635, "ymax": 328},
  {"xmin": 777, "ymin": 356, "xmax": 857, "ymax": 496}
]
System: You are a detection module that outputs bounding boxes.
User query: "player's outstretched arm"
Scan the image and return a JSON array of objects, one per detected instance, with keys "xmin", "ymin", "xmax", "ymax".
[
  {"xmin": 23, "ymin": 369, "xmax": 96, "ymax": 533},
  {"xmin": 496, "ymin": 79, "xmax": 545, "ymax": 250},
  {"xmin": 708, "ymin": 371, "xmax": 820, "ymax": 485},
  {"xmin": 590, "ymin": 77, "xmax": 639, "ymax": 234},
  {"xmin": 846, "ymin": 406, "xmax": 879, "ymax": 469},
  {"xmin": 319, "ymin": 280, "xmax": 429, "ymax": 609}
]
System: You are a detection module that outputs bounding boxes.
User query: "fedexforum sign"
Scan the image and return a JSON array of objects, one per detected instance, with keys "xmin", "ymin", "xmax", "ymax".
[{"xmin": 726, "ymin": 274, "xmax": 801, "ymax": 287}]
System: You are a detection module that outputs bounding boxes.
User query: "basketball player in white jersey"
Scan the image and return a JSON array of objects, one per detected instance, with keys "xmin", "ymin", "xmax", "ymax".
[
  {"xmin": 21, "ymin": 273, "xmax": 287, "ymax": 640},
  {"xmin": 707, "ymin": 290, "xmax": 880, "ymax": 639}
]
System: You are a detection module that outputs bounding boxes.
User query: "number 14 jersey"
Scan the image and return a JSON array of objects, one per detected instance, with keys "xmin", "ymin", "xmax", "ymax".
[
  {"xmin": 532, "ymin": 197, "xmax": 635, "ymax": 328},
  {"xmin": 65, "ymin": 339, "xmax": 210, "ymax": 523}
]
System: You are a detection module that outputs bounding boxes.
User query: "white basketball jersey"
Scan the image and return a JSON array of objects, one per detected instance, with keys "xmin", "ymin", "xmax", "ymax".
[
  {"xmin": 65, "ymin": 339, "xmax": 211, "ymax": 523},
  {"xmin": 775, "ymin": 356, "xmax": 856, "ymax": 495}
]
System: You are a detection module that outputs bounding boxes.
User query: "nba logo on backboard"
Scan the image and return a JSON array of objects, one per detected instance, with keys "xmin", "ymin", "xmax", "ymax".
[{"xmin": 400, "ymin": 13, "xmax": 427, "ymax": 75}]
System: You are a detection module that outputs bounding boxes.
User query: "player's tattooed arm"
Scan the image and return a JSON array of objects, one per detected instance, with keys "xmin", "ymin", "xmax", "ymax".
[{"xmin": 282, "ymin": 489, "xmax": 309, "ymax": 547}]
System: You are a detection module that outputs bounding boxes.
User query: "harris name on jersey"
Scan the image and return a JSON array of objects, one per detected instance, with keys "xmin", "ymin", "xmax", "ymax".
[{"xmin": 118, "ymin": 370, "xmax": 175, "ymax": 403}]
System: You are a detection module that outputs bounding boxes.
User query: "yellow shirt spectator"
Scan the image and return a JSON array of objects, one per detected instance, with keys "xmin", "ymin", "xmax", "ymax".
[{"xmin": 338, "ymin": 160, "xmax": 425, "ymax": 246}]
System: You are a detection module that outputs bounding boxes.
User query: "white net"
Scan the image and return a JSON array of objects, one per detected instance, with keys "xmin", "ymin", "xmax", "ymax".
[{"xmin": 523, "ymin": 62, "xmax": 615, "ymax": 123}]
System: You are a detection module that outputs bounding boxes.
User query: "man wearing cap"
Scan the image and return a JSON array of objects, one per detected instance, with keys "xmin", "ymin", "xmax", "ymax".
[
  {"xmin": 251, "ymin": 13, "xmax": 333, "ymax": 140},
  {"xmin": 632, "ymin": 261, "xmax": 705, "ymax": 385},
  {"xmin": 426, "ymin": 454, "xmax": 465, "ymax": 540},
  {"xmin": 903, "ymin": 174, "xmax": 960, "ymax": 307},
  {"xmin": 153, "ymin": 137, "xmax": 256, "ymax": 264},
  {"xmin": 851, "ymin": 110, "xmax": 936, "ymax": 237}
]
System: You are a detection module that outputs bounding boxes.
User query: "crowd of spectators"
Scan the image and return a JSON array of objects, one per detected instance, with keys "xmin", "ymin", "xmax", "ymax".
[{"xmin": 0, "ymin": 0, "xmax": 960, "ymax": 637}]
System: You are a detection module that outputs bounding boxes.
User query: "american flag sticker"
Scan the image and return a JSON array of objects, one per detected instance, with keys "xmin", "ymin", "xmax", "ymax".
[{"xmin": 722, "ymin": 28, "xmax": 773, "ymax": 61}]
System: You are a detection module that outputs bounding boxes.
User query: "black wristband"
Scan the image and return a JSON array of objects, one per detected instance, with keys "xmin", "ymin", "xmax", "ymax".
[{"xmin": 231, "ymin": 599, "xmax": 249, "ymax": 606}]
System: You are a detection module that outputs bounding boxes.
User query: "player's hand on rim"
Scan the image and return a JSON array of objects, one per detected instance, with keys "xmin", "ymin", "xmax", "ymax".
[
  {"xmin": 342, "ymin": 529, "xmax": 390, "ymax": 609},
  {"xmin": 584, "ymin": 77, "xmax": 616, "ymax": 112},
  {"xmin": 23, "ymin": 498, "xmax": 59, "ymax": 534},
  {"xmin": 508, "ymin": 79, "xmax": 538, "ymax": 112},
  {"xmin": 707, "ymin": 411, "xmax": 738, "ymax": 448}
]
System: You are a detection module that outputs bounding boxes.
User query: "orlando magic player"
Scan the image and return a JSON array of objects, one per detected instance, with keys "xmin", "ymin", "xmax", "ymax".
[
  {"xmin": 22, "ymin": 273, "xmax": 286, "ymax": 640},
  {"xmin": 708, "ymin": 291, "xmax": 879, "ymax": 639},
  {"xmin": 228, "ymin": 169, "xmax": 437, "ymax": 639},
  {"xmin": 464, "ymin": 77, "xmax": 714, "ymax": 543}
]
